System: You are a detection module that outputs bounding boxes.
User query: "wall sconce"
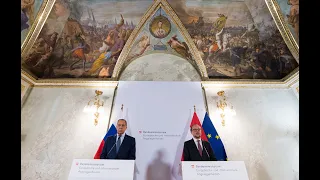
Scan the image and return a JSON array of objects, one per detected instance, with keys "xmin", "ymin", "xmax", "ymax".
[
  {"xmin": 83, "ymin": 90, "xmax": 104, "ymax": 126},
  {"xmin": 216, "ymin": 91, "xmax": 236, "ymax": 126}
]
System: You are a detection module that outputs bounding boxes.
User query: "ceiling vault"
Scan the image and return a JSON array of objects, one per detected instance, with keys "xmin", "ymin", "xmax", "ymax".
[
  {"xmin": 21, "ymin": 0, "xmax": 299, "ymax": 84},
  {"xmin": 112, "ymin": 0, "xmax": 208, "ymax": 80}
]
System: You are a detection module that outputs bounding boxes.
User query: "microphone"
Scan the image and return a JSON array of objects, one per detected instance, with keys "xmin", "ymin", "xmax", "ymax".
[
  {"xmin": 202, "ymin": 141, "xmax": 210, "ymax": 159},
  {"xmin": 106, "ymin": 136, "xmax": 118, "ymax": 157}
]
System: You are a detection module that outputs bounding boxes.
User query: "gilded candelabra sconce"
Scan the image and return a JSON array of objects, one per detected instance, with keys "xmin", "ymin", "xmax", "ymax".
[
  {"xmin": 84, "ymin": 90, "xmax": 104, "ymax": 126},
  {"xmin": 216, "ymin": 91, "xmax": 236, "ymax": 126}
]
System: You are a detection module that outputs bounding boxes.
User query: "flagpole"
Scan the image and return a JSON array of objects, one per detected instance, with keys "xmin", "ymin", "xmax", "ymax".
[
  {"xmin": 120, "ymin": 104, "xmax": 124, "ymax": 120},
  {"xmin": 194, "ymin": 105, "xmax": 196, "ymax": 112},
  {"xmin": 201, "ymin": 84, "xmax": 210, "ymax": 116},
  {"xmin": 106, "ymin": 83, "xmax": 119, "ymax": 132}
]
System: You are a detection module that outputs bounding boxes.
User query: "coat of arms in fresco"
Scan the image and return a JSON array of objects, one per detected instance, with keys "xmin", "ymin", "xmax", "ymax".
[{"xmin": 149, "ymin": 14, "xmax": 171, "ymax": 39}]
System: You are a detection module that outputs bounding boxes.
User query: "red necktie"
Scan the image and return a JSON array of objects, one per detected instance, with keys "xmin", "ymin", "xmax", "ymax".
[{"xmin": 197, "ymin": 140, "xmax": 202, "ymax": 156}]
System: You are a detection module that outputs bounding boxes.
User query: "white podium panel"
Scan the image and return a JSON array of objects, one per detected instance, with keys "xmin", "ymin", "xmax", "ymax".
[
  {"xmin": 68, "ymin": 159, "xmax": 134, "ymax": 180},
  {"xmin": 182, "ymin": 161, "xmax": 249, "ymax": 180}
]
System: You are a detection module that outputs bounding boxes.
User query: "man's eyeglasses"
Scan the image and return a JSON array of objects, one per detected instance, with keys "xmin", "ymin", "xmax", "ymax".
[{"xmin": 192, "ymin": 128, "xmax": 201, "ymax": 131}]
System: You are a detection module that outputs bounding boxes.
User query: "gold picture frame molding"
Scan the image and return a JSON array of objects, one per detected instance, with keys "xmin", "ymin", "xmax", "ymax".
[
  {"xmin": 21, "ymin": 0, "xmax": 56, "ymax": 57},
  {"xmin": 265, "ymin": 0, "xmax": 299, "ymax": 63},
  {"xmin": 22, "ymin": 67, "xmax": 299, "ymax": 89}
]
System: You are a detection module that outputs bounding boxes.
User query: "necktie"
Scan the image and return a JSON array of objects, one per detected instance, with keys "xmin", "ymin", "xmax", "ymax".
[
  {"xmin": 116, "ymin": 135, "xmax": 121, "ymax": 153},
  {"xmin": 197, "ymin": 140, "xmax": 202, "ymax": 156}
]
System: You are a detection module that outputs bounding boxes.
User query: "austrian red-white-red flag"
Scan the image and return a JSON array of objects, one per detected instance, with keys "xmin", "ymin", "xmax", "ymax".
[{"xmin": 171, "ymin": 109, "xmax": 207, "ymax": 180}]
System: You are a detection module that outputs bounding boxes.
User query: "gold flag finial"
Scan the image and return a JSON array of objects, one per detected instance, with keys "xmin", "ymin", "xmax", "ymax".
[{"xmin": 194, "ymin": 105, "xmax": 196, "ymax": 112}]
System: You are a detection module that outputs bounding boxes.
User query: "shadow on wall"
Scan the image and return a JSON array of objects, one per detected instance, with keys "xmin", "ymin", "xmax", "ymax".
[
  {"xmin": 21, "ymin": 134, "xmax": 27, "ymax": 142},
  {"xmin": 146, "ymin": 149, "xmax": 172, "ymax": 180},
  {"xmin": 171, "ymin": 109, "xmax": 192, "ymax": 180},
  {"xmin": 256, "ymin": 163, "xmax": 271, "ymax": 180}
]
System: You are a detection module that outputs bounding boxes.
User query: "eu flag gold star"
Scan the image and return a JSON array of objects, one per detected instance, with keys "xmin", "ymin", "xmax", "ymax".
[
  {"xmin": 207, "ymin": 134, "xmax": 212, "ymax": 138},
  {"xmin": 215, "ymin": 135, "xmax": 220, "ymax": 140}
]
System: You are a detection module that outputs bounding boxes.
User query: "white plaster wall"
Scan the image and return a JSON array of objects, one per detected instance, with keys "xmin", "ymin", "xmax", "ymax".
[
  {"xmin": 21, "ymin": 87, "xmax": 116, "ymax": 180},
  {"xmin": 21, "ymin": 86, "xmax": 299, "ymax": 180},
  {"xmin": 290, "ymin": 81, "xmax": 299, "ymax": 100},
  {"xmin": 204, "ymin": 87, "xmax": 299, "ymax": 180},
  {"xmin": 119, "ymin": 53, "xmax": 201, "ymax": 81}
]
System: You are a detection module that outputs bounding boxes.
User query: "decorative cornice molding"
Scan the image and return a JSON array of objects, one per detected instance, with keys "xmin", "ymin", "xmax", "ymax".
[
  {"xmin": 21, "ymin": 69, "xmax": 38, "ymax": 82},
  {"xmin": 285, "ymin": 72, "xmax": 299, "ymax": 88},
  {"xmin": 201, "ymin": 84, "xmax": 288, "ymax": 89},
  {"xmin": 21, "ymin": 69, "xmax": 298, "ymax": 89},
  {"xmin": 202, "ymin": 70, "xmax": 298, "ymax": 89},
  {"xmin": 21, "ymin": 0, "xmax": 51, "ymax": 50},
  {"xmin": 282, "ymin": 67, "xmax": 299, "ymax": 83},
  {"xmin": 32, "ymin": 85, "xmax": 118, "ymax": 88},
  {"xmin": 21, "ymin": 71, "xmax": 118, "ymax": 88},
  {"xmin": 21, "ymin": 76, "xmax": 34, "ymax": 87},
  {"xmin": 21, "ymin": 77, "xmax": 33, "ymax": 106}
]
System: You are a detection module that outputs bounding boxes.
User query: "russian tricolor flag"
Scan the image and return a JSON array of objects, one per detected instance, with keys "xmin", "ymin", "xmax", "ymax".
[
  {"xmin": 94, "ymin": 105, "xmax": 126, "ymax": 159},
  {"xmin": 93, "ymin": 104, "xmax": 139, "ymax": 178},
  {"xmin": 94, "ymin": 123, "xmax": 117, "ymax": 159}
]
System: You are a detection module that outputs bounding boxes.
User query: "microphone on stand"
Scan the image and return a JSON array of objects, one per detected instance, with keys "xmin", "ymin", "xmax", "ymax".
[
  {"xmin": 202, "ymin": 141, "xmax": 210, "ymax": 159},
  {"xmin": 106, "ymin": 137, "xmax": 118, "ymax": 158}
]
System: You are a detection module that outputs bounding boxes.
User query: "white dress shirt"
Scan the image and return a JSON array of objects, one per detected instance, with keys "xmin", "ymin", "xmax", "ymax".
[
  {"xmin": 116, "ymin": 133, "xmax": 125, "ymax": 145},
  {"xmin": 193, "ymin": 137, "xmax": 203, "ymax": 150}
]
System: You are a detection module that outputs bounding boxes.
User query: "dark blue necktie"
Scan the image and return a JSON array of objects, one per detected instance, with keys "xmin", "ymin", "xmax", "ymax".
[{"xmin": 116, "ymin": 135, "xmax": 121, "ymax": 153}]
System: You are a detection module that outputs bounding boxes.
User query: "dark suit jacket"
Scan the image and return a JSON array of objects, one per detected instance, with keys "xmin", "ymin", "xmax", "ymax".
[
  {"xmin": 100, "ymin": 134, "xmax": 136, "ymax": 160},
  {"xmin": 183, "ymin": 139, "xmax": 217, "ymax": 161}
]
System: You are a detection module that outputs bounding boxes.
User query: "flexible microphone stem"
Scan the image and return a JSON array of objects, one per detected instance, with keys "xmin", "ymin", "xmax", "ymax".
[
  {"xmin": 107, "ymin": 141, "xmax": 117, "ymax": 157},
  {"xmin": 203, "ymin": 141, "xmax": 210, "ymax": 159}
]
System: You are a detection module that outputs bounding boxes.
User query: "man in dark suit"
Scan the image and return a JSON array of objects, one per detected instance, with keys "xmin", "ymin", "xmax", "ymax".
[
  {"xmin": 100, "ymin": 119, "xmax": 136, "ymax": 159},
  {"xmin": 183, "ymin": 124, "xmax": 217, "ymax": 161}
]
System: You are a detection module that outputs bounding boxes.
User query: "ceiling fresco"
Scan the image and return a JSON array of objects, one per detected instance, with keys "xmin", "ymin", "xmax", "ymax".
[
  {"xmin": 21, "ymin": 0, "xmax": 45, "ymax": 45},
  {"xmin": 275, "ymin": 0, "xmax": 299, "ymax": 44},
  {"xmin": 121, "ymin": 7, "xmax": 200, "ymax": 75},
  {"xmin": 167, "ymin": 0, "xmax": 298, "ymax": 79},
  {"xmin": 21, "ymin": 0, "xmax": 299, "ymax": 80},
  {"xmin": 22, "ymin": 0, "xmax": 153, "ymax": 78}
]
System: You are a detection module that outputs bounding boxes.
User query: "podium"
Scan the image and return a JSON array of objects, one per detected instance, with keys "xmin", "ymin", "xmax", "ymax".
[
  {"xmin": 68, "ymin": 159, "xmax": 135, "ymax": 180},
  {"xmin": 182, "ymin": 161, "xmax": 249, "ymax": 180}
]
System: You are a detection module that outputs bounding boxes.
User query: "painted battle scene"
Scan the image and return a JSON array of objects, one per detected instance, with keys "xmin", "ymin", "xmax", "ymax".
[
  {"xmin": 21, "ymin": 0, "xmax": 44, "ymax": 44},
  {"xmin": 22, "ymin": 0, "xmax": 153, "ymax": 78},
  {"xmin": 275, "ymin": 0, "xmax": 299, "ymax": 43},
  {"xmin": 168, "ymin": 0, "xmax": 298, "ymax": 79},
  {"xmin": 125, "ymin": 7, "xmax": 195, "ymax": 68}
]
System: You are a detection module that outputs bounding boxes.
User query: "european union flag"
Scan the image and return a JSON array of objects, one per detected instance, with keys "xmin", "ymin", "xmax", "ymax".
[{"xmin": 202, "ymin": 112, "xmax": 228, "ymax": 161}]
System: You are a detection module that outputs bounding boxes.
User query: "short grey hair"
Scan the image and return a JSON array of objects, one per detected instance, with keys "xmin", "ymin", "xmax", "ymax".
[{"xmin": 117, "ymin": 119, "xmax": 127, "ymax": 126}]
